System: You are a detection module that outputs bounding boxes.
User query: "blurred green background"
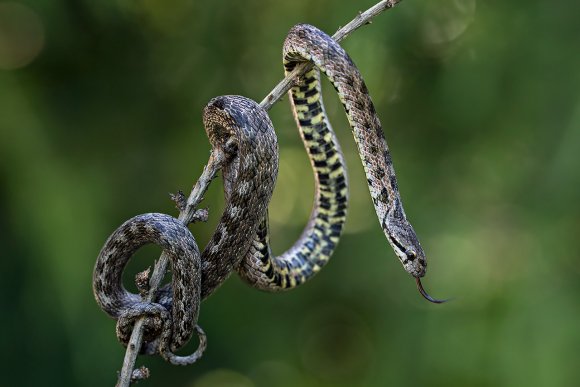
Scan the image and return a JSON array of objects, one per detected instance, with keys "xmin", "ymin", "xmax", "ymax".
[{"xmin": 1, "ymin": 0, "xmax": 579, "ymax": 386}]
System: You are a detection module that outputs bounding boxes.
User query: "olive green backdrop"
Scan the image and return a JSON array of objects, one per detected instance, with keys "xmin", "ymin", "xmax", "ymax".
[{"xmin": 1, "ymin": 0, "xmax": 579, "ymax": 386}]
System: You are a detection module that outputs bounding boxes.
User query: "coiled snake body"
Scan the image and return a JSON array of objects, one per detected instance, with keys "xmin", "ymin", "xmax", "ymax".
[
  {"xmin": 93, "ymin": 96, "xmax": 279, "ymax": 363},
  {"xmin": 93, "ymin": 24, "xmax": 437, "ymax": 364}
]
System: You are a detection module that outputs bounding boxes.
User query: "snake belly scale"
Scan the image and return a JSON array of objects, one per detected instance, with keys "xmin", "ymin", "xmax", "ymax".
[{"xmin": 238, "ymin": 24, "xmax": 428, "ymax": 291}]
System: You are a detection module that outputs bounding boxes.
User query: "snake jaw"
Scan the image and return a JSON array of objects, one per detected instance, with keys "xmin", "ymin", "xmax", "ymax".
[{"xmin": 415, "ymin": 277, "xmax": 448, "ymax": 304}]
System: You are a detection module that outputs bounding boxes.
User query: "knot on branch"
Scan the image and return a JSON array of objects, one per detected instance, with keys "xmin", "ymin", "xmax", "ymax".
[{"xmin": 170, "ymin": 191, "xmax": 209, "ymax": 224}]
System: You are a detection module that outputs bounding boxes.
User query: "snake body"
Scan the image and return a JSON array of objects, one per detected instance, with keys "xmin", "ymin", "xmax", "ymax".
[
  {"xmin": 93, "ymin": 213, "xmax": 200, "ymax": 358},
  {"xmin": 238, "ymin": 24, "xmax": 427, "ymax": 291},
  {"xmin": 93, "ymin": 23, "xmax": 437, "ymax": 365},
  {"xmin": 93, "ymin": 96, "xmax": 278, "ymax": 361},
  {"xmin": 198, "ymin": 96, "xmax": 279, "ymax": 298}
]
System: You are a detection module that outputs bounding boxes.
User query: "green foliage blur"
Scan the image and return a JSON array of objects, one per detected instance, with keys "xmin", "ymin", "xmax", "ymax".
[{"xmin": 1, "ymin": 0, "xmax": 579, "ymax": 385}]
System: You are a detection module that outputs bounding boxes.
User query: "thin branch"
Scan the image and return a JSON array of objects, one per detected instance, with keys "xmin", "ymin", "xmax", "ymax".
[
  {"xmin": 116, "ymin": 151, "xmax": 224, "ymax": 387},
  {"xmin": 260, "ymin": 0, "xmax": 403, "ymax": 110},
  {"xmin": 116, "ymin": 0, "xmax": 404, "ymax": 385}
]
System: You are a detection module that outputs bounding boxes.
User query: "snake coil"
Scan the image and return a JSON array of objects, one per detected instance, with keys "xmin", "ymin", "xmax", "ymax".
[{"xmin": 93, "ymin": 96, "xmax": 278, "ymax": 364}]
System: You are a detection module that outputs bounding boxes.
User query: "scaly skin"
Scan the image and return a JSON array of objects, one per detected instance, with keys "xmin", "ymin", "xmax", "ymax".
[
  {"xmin": 93, "ymin": 96, "xmax": 279, "ymax": 363},
  {"xmin": 238, "ymin": 24, "xmax": 427, "ymax": 292}
]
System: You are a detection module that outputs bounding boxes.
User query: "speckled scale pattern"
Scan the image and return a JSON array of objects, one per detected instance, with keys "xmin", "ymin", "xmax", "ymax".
[
  {"xmin": 238, "ymin": 24, "xmax": 427, "ymax": 290},
  {"xmin": 93, "ymin": 96, "xmax": 278, "ymax": 358},
  {"xmin": 93, "ymin": 213, "xmax": 200, "ymax": 353},
  {"xmin": 199, "ymin": 96, "xmax": 279, "ymax": 298},
  {"xmin": 237, "ymin": 64, "xmax": 349, "ymax": 290},
  {"xmin": 93, "ymin": 24, "xmax": 431, "ymax": 363}
]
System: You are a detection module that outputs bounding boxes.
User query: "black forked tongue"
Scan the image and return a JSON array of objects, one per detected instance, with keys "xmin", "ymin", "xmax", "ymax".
[{"xmin": 415, "ymin": 277, "xmax": 448, "ymax": 304}]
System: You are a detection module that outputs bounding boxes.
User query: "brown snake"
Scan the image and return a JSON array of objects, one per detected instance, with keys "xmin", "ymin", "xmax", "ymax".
[{"xmin": 93, "ymin": 23, "xmax": 443, "ymax": 367}]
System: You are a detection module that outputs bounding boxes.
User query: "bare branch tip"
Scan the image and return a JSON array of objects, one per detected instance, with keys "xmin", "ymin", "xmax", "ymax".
[
  {"xmin": 170, "ymin": 190, "xmax": 187, "ymax": 212},
  {"xmin": 135, "ymin": 267, "xmax": 151, "ymax": 296},
  {"xmin": 131, "ymin": 366, "xmax": 150, "ymax": 383},
  {"xmin": 192, "ymin": 208, "xmax": 209, "ymax": 223}
]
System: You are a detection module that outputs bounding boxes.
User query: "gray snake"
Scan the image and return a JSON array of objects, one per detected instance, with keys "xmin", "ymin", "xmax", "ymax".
[
  {"xmin": 93, "ymin": 96, "xmax": 279, "ymax": 364},
  {"xmin": 93, "ymin": 23, "xmax": 441, "ymax": 366}
]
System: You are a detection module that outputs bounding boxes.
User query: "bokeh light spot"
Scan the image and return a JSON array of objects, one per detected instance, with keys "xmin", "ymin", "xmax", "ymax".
[
  {"xmin": 0, "ymin": 2, "xmax": 44, "ymax": 70},
  {"xmin": 421, "ymin": 0, "xmax": 476, "ymax": 46},
  {"xmin": 191, "ymin": 368, "xmax": 255, "ymax": 387}
]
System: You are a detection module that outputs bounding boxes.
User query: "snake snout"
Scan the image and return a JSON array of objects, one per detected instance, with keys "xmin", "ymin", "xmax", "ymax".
[{"xmin": 404, "ymin": 259, "xmax": 425, "ymax": 277}]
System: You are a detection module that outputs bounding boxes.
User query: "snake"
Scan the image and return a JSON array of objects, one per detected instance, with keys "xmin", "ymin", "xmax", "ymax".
[
  {"xmin": 93, "ymin": 212, "xmax": 202, "ymax": 363},
  {"xmin": 93, "ymin": 96, "xmax": 279, "ymax": 364},
  {"xmin": 237, "ymin": 24, "xmax": 443, "ymax": 303},
  {"xmin": 93, "ymin": 23, "xmax": 444, "ymax": 366}
]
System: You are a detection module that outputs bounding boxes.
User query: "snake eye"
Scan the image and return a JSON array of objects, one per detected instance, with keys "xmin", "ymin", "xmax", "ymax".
[
  {"xmin": 406, "ymin": 250, "xmax": 417, "ymax": 261},
  {"xmin": 224, "ymin": 138, "xmax": 238, "ymax": 155}
]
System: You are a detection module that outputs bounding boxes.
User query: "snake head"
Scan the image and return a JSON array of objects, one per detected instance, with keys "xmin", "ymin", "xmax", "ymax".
[
  {"xmin": 384, "ymin": 205, "xmax": 426, "ymax": 278},
  {"xmin": 384, "ymin": 205, "xmax": 448, "ymax": 304},
  {"xmin": 203, "ymin": 97, "xmax": 240, "ymax": 158}
]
